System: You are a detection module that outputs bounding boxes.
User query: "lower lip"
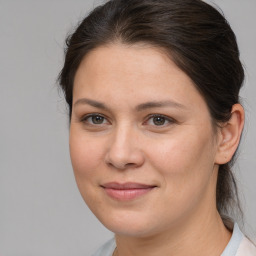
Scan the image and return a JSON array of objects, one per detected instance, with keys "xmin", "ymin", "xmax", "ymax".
[{"xmin": 103, "ymin": 187, "xmax": 155, "ymax": 201}]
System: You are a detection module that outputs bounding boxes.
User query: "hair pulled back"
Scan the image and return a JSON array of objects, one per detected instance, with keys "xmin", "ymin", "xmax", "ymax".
[{"xmin": 58, "ymin": 0, "xmax": 244, "ymax": 220}]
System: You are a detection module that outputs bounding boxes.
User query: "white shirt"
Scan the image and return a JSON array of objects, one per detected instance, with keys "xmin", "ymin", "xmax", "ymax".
[{"xmin": 92, "ymin": 223, "xmax": 256, "ymax": 256}]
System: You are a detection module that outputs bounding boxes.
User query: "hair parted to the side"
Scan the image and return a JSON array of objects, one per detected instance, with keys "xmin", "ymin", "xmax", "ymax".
[{"xmin": 58, "ymin": 0, "xmax": 244, "ymax": 223}]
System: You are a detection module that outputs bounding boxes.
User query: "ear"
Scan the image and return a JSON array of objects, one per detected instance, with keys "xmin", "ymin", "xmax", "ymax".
[{"xmin": 215, "ymin": 104, "xmax": 245, "ymax": 165}]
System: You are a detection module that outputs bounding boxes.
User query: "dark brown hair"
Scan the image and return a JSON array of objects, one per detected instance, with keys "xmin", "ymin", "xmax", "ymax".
[{"xmin": 58, "ymin": 0, "xmax": 244, "ymax": 220}]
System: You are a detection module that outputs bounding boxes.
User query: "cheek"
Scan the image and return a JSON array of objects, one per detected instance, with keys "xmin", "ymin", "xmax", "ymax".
[
  {"xmin": 143, "ymin": 130, "xmax": 217, "ymax": 223},
  {"xmin": 69, "ymin": 129, "xmax": 108, "ymax": 210},
  {"xmin": 147, "ymin": 128, "xmax": 216, "ymax": 191},
  {"xmin": 69, "ymin": 129, "xmax": 104, "ymax": 179}
]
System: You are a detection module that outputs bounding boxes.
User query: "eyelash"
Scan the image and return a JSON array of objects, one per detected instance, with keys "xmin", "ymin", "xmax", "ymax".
[
  {"xmin": 80, "ymin": 113, "xmax": 175, "ymax": 127},
  {"xmin": 144, "ymin": 114, "xmax": 175, "ymax": 127},
  {"xmin": 81, "ymin": 113, "xmax": 109, "ymax": 125}
]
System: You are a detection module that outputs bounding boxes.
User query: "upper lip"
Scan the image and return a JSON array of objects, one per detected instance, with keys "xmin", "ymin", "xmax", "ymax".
[{"xmin": 101, "ymin": 182, "xmax": 156, "ymax": 190}]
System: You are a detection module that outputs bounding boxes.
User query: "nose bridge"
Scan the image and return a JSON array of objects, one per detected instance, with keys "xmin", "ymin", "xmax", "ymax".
[{"xmin": 105, "ymin": 122, "xmax": 144, "ymax": 169}]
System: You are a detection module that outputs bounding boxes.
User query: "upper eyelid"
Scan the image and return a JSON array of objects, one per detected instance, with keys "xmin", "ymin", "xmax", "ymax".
[
  {"xmin": 140, "ymin": 114, "xmax": 176, "ymax": 128},
  {"xmin": 145, "ymin": 114, "xmax": 175, "ymax": 122},
  {"xmin": 81, "ymin": 113, "xmax": 106, "ymax": 119},
  {"xmin": 81, "ymin": 113, "xmax": 110, "ymax": 123}
]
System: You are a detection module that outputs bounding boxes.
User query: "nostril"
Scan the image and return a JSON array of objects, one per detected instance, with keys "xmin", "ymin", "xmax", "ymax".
[
  {"xmin": 106, "ymin": 161, "xmax": 138, "ymax": 170},
  {"xmin": 125, "ymin": 163, "xmax": 137, "ymax": 168},
  {"xmin": 107, "ymin": 162, "xmax": 128, "ymax": 170}
]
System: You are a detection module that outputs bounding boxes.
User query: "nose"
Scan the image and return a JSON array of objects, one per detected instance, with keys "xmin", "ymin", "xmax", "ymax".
[{"xmin": 105, "ymin": 125, "xmax": 145, "ymax": 170}]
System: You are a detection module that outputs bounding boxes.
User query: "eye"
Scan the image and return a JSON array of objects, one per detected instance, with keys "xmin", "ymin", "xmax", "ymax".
[
  {"xmin": 152, "ymin": 116, "xmax": 167, "ymax": 126},
  {"xmin": 81, "ymin": 114, "xmax": 108, "ymax": 125},
  {"xmin": 145, "ymin": 114, "xmax": 175, "ymax": 126}
]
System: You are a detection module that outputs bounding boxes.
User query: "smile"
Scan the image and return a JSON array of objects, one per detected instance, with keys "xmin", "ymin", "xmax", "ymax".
[{"xmin": 101, "ymin": 182, "xmax": 157, "ymax": 201}]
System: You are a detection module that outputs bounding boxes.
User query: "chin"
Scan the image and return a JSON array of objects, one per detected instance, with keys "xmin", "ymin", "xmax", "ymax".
[
  {"xmin": 96, "ymin": 209, "xmax": 163, "ymax": 238},
  {"xmin": 107, "ymin": 223, "xmax": 156, "ymax": 238}
]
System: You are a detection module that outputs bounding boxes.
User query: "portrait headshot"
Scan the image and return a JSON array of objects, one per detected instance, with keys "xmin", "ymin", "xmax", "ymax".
[{"xmin": 0, "ymin": 0, "xmax": 256, "ymax": 256}]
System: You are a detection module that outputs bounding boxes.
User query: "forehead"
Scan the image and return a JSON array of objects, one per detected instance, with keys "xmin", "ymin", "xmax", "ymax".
[
  {"xmin": 73, "ymin": 43, "xmax": 207, "ymax": 111},
  {"xmin": 75, "ymin": 43, "xmax": 177, "ymax": 83}
]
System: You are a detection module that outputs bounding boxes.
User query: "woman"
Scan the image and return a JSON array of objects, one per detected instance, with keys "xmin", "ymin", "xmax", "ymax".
[{"xmin": 58, "ymin": 0, "xmax": 256, "ymax": 255}]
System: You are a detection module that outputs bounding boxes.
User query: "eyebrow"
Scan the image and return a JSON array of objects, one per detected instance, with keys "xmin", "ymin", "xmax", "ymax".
[
  {"xmin": 135, "ymin": 100, "xmax": 187, "ymax": 111},
  {"xmin": 74, "ymin": 98, "xmax": 187, "ymax": 111},
  {"xmin": 74, "ymin": 98, "xmax": 110, "ymax": 111}
]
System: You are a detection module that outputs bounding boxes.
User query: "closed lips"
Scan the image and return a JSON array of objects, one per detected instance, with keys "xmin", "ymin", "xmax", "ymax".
[
  {"xmin": 101, "ymin": 182, "xmax": 157, "ymax": 201},
  {"xmin": 101, "ymin": 182, "xmax": 157, "ymax": 189}
]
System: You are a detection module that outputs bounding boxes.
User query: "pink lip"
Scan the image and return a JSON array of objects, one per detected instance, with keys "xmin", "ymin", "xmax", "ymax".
[{"xmin": 101, "ymin": 182, "xmax": 156, "ymax": 201}]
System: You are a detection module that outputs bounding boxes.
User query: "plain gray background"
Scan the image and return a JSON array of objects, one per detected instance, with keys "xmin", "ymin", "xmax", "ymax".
[{"xmin": 0, "ymin": 0, "xmax": 255, "ymax": 255}]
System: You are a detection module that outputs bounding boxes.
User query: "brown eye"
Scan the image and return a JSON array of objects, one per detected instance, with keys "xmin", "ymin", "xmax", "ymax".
[
  {"xmin": 152, "ymin": 116, "xmax": 166, "ymax": 126},
  {"xmin": 91, "ymin": 115, "xmax": 105, "ymax": 124},
  {"xmin": 145, "ymin": 114, "xmax": 175, "ymax": 127},
  {"xmin": 82, "ymin": 114, "xmax": 107, "ymax": 125}
]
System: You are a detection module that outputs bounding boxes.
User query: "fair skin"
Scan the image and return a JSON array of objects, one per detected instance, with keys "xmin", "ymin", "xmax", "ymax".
[{"xmin": 70, "ymin": 43, "xmax": 244, "ymax": 256}]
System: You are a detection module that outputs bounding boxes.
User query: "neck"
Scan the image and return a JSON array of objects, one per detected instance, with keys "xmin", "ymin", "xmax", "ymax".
[{"xmin": 114, "ymin": 208, "xmax": 232, "ymax": 256}]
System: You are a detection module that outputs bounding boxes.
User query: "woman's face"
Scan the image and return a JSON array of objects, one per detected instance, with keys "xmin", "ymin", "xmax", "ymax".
[{"xmin": 70, "ymin": 43, "xmax": 221, "ymax": 237}]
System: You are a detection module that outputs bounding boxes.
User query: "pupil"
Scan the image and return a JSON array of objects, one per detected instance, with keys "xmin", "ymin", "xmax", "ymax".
[
  {"xmin": 153, "ymin": 116, "xmax": 165, "ymax": 125},
  {"xmin": 92, "ymin": 116, "xmax": 104, "ymax": 124}
]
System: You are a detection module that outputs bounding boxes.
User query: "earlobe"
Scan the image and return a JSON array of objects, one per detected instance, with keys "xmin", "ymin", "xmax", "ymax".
[{"xmin": 215, "ymin": 104, "xmax": 245, "ymax": 165}]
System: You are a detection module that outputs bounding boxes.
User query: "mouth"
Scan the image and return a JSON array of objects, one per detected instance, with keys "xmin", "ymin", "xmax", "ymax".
[{"xmin": 101, "ymin": 182, "xmax": 157, "ymax": 201}]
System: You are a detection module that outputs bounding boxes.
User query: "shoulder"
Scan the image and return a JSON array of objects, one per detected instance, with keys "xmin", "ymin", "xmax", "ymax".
[
  {"xmin": 222, "ymin": 223, "xmax": 256, "ymax": 256},
  {"xmin": 236, "ymin": 236, "xmax": 256, "ymax": 256},
  {"xmin": 91, "ymin": 238, "xmax": 116, "ymax": 256}
]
